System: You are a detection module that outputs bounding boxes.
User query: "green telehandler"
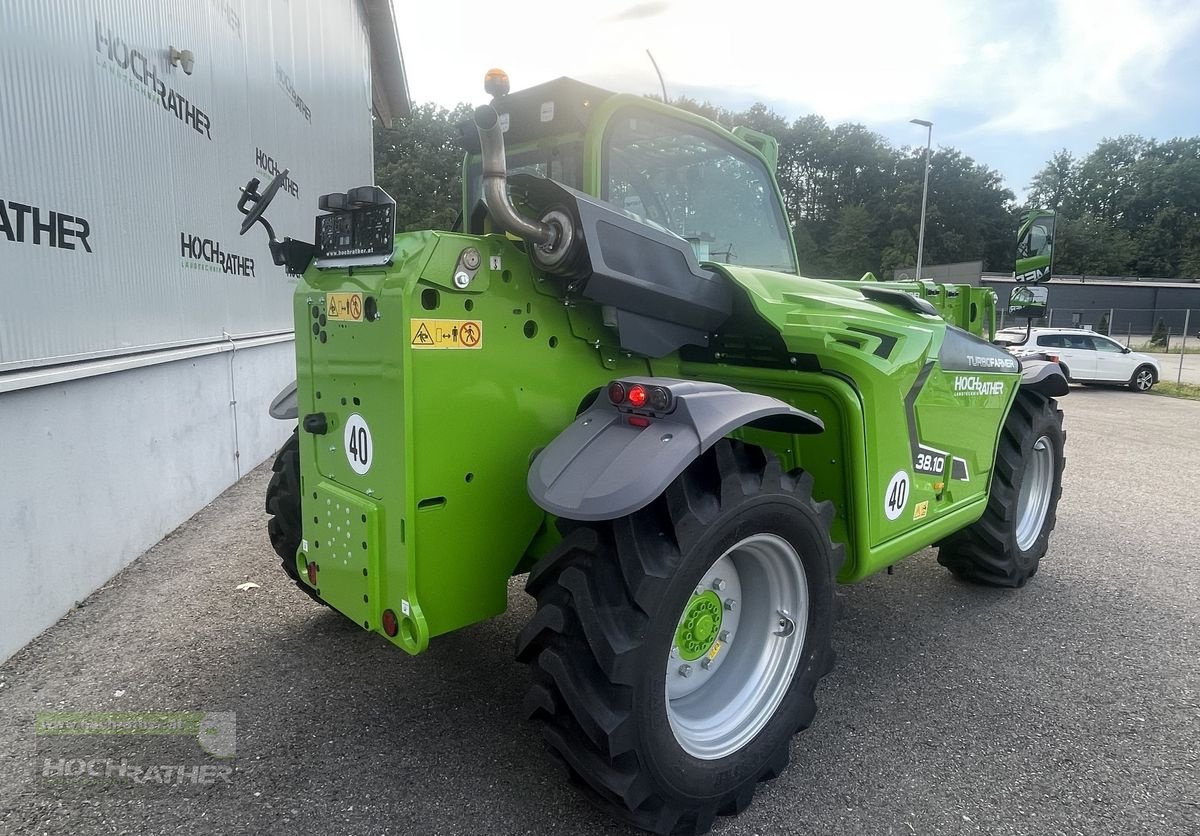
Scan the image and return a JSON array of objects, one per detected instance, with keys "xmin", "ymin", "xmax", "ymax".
[{"xmin": 238, "ymin": 73, "xmax": 1069, "ymax": 835}]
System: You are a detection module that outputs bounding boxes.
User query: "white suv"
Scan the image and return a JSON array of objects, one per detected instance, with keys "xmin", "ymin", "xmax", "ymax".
[{"xmin": 996, "ymin": 327, "xmax": 1161, "ymax": 392}]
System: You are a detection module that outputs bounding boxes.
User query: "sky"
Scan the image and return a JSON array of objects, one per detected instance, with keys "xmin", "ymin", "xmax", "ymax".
[{"xmin": 396, "ymin": 0, "xmax": 1200, "ymax": 200}]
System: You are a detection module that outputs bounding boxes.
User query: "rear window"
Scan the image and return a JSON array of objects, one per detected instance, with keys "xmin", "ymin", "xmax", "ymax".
[{"xmin": 1036, "ymin": 334, "xmax": 1065, "ymax": 348}]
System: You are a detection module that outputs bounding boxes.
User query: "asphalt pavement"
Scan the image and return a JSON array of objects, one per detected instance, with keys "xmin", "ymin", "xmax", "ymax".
[
  {"xmin": 1156, "ymin": 352, "xmax": 1200, "ymax": 385},
  {"xmin": 2, "ymin": 388, "xmax": 1198, "ymax": 836}
]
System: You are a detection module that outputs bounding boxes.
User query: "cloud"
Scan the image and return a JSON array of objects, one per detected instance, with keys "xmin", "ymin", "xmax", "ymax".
[
  {"xmin": 604, "ymin": 2, "xmax": 672, "ymax": 23},
  {"xmin": 396, "ymin": 0, "xmax": 1200, "ymax": 137},
  {"xmin": 974, "ymin": 0, "xmax": 1200, "ymax": 133}
]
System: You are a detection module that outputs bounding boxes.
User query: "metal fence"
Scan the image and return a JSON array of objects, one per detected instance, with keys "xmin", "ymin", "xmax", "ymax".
[
  {"xmin": 995, "ymin": 307, "xmax": 1199, "ymax": 386},
  {"xmin": 997, "ymin": 307, "xmax": 1196, "ymax": 345}
]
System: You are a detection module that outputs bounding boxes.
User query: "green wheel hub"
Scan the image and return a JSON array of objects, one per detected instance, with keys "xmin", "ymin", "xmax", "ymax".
[{"xmin": 674, "ymin": 590, "xmax": 723, "ymax": 661}]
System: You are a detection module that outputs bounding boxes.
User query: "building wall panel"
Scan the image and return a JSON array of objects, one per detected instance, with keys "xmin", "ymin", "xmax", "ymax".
[{"xmin": 0, "ymin": 0, "xmax": 374, "ymax": 372}]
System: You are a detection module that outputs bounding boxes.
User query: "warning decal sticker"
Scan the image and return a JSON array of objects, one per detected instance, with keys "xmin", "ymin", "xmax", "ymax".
[{"xmin": 410, "ymin": 319, "xmax": 483, "ymax": 349}]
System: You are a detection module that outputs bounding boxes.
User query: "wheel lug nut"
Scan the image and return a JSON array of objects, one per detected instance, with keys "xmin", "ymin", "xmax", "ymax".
[
  {"xmin": 718, "ymin": 630, "xmax": 730, "ymax": 642},
  {"xmin": 711, "ymin": 578, "xmax": 726, "ymax": 591},
  {"xmin": 700, "ymin": 657, "xmax": 713, "ymax": 670},
  {"xmin": 724, "ymin": 598, "xmax": 737, "ymax": 611},
  {"xmin": 678, "ymin": 664, "xmax": 692, "ymax": 678}
]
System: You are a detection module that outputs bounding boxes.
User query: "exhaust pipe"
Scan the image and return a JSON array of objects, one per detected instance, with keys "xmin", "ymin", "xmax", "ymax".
[{"xmin": 473, "ymin": 105, "xmax": 558, "ymax": 248}]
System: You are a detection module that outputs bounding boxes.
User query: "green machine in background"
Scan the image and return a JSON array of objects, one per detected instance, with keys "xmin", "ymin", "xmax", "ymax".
[
  {"xmin": 1016, "ymin": 208, "xmax": 1056, "ymax": 283},
  {"xmin": 238, "ymin": 72, "xmax": 1069, "ymax": 835}
]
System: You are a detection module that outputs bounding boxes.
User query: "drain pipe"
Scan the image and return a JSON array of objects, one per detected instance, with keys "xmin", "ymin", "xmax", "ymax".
[{"xmin": 223, "ymin": 330, "xmax": 242, "ymax": 479}]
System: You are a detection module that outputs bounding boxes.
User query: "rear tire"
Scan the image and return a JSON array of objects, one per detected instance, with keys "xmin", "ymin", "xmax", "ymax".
[
  {"xmin": 516, "ymin": 440, "xmax": 843, "ymax": 835},
  {"xmin": 937, "ymin": 393, "xmax": 1065, "ymax": 587},
  {"xmin": 265, "ymin": 429, "xmax": 325, "ymax": 605},
  {"xmin": 1129, "ymin": 365, "xmax": 1156, "ymax": 392}
]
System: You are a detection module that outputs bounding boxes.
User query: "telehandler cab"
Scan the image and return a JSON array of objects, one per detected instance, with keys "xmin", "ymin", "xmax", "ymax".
[{"xmin": 238, "ymin": 72, "xmax": 1068, "ymax": 835}]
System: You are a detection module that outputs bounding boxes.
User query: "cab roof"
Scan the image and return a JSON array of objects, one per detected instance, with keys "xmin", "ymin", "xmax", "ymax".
[{"xmin": 457, "ymin": 77, "xmax": 617, "ymax": 153}]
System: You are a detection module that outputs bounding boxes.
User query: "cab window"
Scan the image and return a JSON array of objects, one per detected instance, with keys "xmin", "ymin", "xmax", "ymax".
[{"xmin": 603, "ymin": 108, "xmax": 796, "ymax": 273}]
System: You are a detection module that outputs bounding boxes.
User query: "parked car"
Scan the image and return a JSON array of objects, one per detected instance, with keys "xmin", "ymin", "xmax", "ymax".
[{"xmin": 996, "ymin": 327, "xmax": 1160, "ymax": 392}]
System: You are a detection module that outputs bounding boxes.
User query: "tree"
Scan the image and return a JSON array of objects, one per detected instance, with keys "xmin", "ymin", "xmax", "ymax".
[
  {"xmin": 374, "ymin": 103, "xmax": 474, "ymax": 232},
  {"xmin": 792, "ymin": 221, "xmax": 825, "ymax": 276},
  {"xmin": 826, "ymin": 204, "xmax": 876, "ymax": 278},
  {"xmin": 879, "ymin": 229, "xmax": 918, "ymax": 277},
  {"xmin": 1052, "ymin": 212, "xmax": 1135, "ymax": 276},
  {"xmin": 1151, "ymin": 317, "xmax": 1169, "ymax": 347},
  {"xmin": 1028, "ymin": 149, "xmax": 1077, "ymax": 216}
]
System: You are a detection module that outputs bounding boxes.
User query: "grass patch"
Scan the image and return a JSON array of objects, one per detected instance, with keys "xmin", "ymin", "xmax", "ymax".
[{"xmin": 1150, "ymin": 381, "xmax": 1200, "ymax": 400}]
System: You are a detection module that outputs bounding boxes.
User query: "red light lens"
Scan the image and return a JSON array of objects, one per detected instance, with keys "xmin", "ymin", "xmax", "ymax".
[
  {"xmin": 607, "ymin": 381, "xmax": 626, "ymax": 404},
  {"xmin": 628, "ymin": 415, "xmax": 650, "ymax": 428},
  {"xmin": 628, "ymin": 385, "xmax": 647, "ymax": 408},
  {"xmin": 306, "ymin": 561, "xmax": 318, "ymax": 586},
  {"xmin": 382, "ymin": 609, "xmax": 399, "ymax": 637}
]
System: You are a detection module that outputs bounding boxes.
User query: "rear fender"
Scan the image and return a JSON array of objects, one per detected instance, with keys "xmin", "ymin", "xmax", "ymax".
[
  {"xmin": 527, "ymin": 378, "xmax": 823, "ymax": 521},
  {"xmin": 1019, "ymin": 359, "xmax": 1070, "ymax": 397},
  {"xmin": 269, "ymin": 380, "xmax": 298, "ymax": 420}
]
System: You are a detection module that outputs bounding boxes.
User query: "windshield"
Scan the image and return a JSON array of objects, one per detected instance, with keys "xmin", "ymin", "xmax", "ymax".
[{"xmin": 603, "ymin": 108, "xmax": 796, "ymax": 273}]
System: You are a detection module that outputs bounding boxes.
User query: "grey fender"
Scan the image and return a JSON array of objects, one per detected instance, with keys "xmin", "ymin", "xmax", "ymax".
[
  {"xmin": 1019, "ymin": 359, "xmax": 1070, "ymax": 397},
  {"xmin": 269, "ymin": 380, "xmax": 298, "ymax": 420},
  {"xmin": 527, "ymin": 378, "xmax": 823, "ymax": 521}
]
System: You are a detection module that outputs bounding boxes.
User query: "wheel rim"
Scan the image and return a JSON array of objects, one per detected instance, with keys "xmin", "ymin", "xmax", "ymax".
[
  {"xmin": 1136, "ymin": 370, "xmax": 1153, "ymax": 390},
  {"xmin": 664, "ymin": 533, "xmax": 808, "ymax": 760},
  {"xmin": 1015, "ymin": 436, "xmax": 1054, "ymax": 552}
]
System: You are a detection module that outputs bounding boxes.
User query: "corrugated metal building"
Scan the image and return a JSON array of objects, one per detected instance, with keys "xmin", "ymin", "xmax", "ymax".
[{"xmin": 0, "ymin": 0, "xmax": 409, "ymax": 662}]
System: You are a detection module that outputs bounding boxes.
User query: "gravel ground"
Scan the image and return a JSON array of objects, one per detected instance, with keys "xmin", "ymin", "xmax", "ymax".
[{"xmin": 1, "ymin": 388, "xmax": 1197, "ymax": 836}]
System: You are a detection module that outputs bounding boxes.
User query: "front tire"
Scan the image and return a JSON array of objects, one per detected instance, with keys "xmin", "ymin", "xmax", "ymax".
[
  {"xmin": 516, "ymin": 440, "xmax": 843, "ymax": 835},
  {"xmin": 937, "ymin": 393, "xmax": 1065, "ymax": 587},
  {"xmin": 1129, "ymin": 365, "xmax": 1156, "ymax": 392}
]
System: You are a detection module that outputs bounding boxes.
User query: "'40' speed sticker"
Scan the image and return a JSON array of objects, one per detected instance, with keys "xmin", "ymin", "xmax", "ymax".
[
  {"xmin": 344, "ymin": 413, "xmax": 373, "ymax": 475},
  {"xmin": 884, "ymin": 470, "xmax": 909, "ymax": 521}
]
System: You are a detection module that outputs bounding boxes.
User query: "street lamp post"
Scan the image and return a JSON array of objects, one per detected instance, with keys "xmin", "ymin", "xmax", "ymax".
[{"xmin": 910, "ymin": 118, "xmax": 933, "ymax": 281}]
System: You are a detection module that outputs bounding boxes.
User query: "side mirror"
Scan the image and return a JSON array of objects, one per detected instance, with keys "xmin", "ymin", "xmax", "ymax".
[
  {"xmin": 1122, "ymin": 347, "xmax": 1131, "ymax": 354},
  {"xmin": 1008, "ymin": 284, "xmax": 1048, "ymax": 320}
]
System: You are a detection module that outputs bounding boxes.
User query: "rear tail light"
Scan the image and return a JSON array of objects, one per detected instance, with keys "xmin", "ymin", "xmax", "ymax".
[
  {"xmin": 628, "ymin": 415, "xmax": 650, "ymax": 428},
  {"xmin": 648, "ymin": 386, "xmax": 671, "ymax": 411},
  {"xmin": 606, "ymin": 380, "xmax": 672, "ymax": 413}
]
